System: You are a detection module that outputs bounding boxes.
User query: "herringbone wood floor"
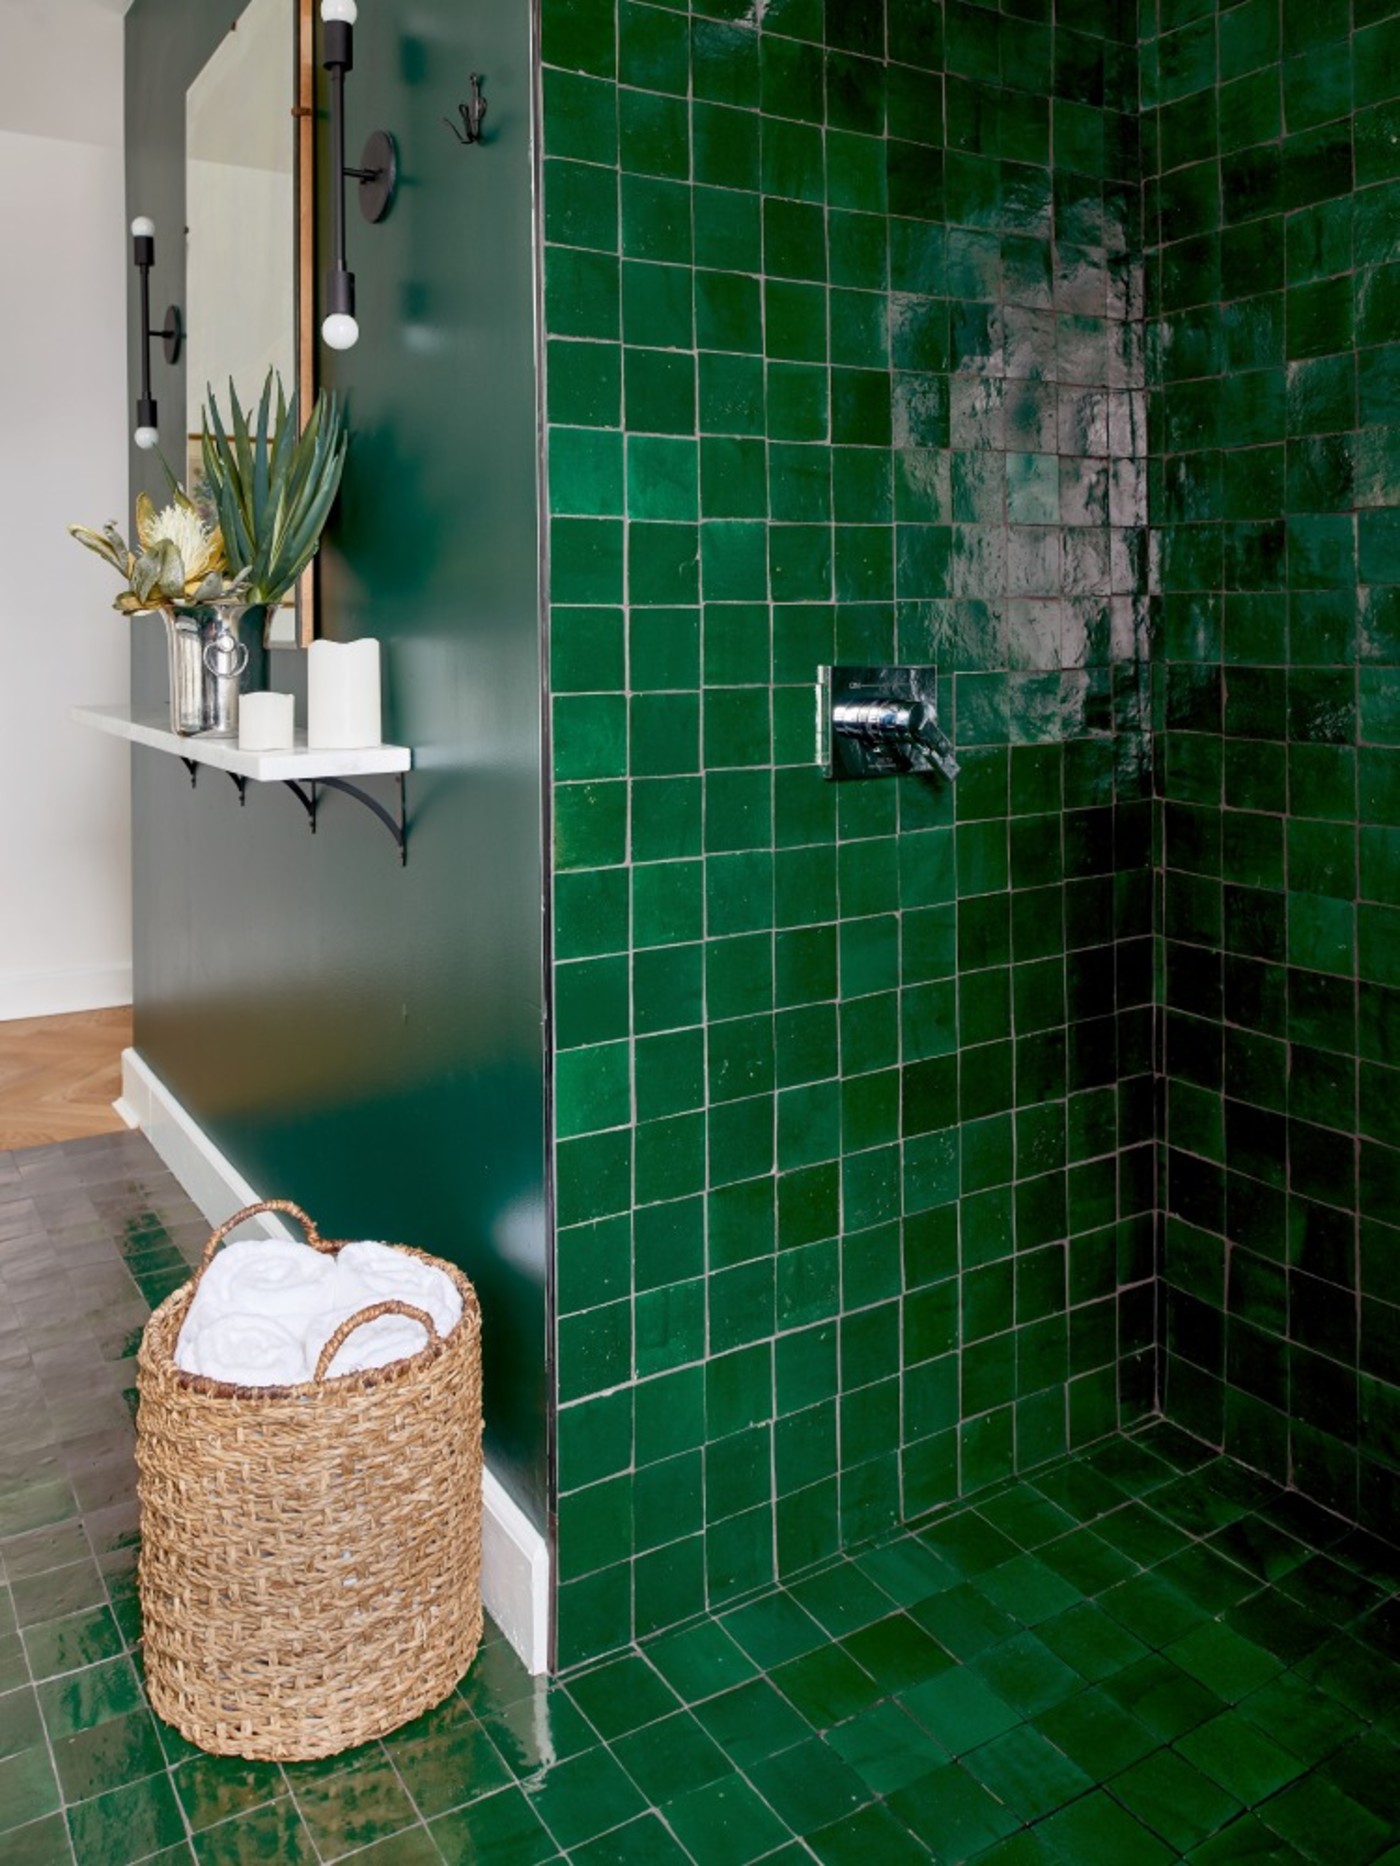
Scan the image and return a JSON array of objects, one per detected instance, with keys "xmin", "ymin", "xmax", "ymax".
[{"xmin": 0, "ymin": 1007, "xmax": 132, "ymax": 1148}]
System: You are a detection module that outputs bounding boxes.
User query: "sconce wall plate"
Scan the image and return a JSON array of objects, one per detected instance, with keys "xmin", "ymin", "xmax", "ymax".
[{"xmin": 355, "ymin": 128, "xmax": 398, "ymax": 222}]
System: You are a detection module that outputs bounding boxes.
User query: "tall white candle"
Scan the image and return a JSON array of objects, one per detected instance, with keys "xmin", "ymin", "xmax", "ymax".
[
  {"xmin": 307, "ymin": 639, "xmax": 382, "ymax": 749},
  {"xmin": 238, "ymin": 692, "xmax": 295, "ymax": 752}
]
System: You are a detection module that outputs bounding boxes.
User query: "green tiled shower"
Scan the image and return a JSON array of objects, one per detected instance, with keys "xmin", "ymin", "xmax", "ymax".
[
  {"xmin": 544, "ymin": 0, "xmax": 1156, "ymax": 1666},
  {"xmin": 543, "ymin": 0, "xmax": 1400, "ymax": 1680}
]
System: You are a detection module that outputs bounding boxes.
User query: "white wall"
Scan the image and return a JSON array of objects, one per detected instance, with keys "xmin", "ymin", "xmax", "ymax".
[{"xmin": 0, "ymin": 0, "xmax": 132, "ymax": 1018}]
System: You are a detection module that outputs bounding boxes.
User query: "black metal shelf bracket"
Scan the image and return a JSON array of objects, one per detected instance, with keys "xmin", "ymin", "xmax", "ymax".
[
  {"xmin": 307, "ymin": 774, "xmax": 409, "ymax": 864},
  {"xmin": 283, "ymin": 780, "xmax": 318, "ymax": 830},
  {"xmin": 176, "ymin": 756, "xmax": 407, "ymax": 862}
]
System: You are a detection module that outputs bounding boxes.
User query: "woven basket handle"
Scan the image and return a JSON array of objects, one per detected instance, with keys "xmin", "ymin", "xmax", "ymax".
[
  {"xmin": 190, "ymin": 1199, "xmax": 333, "ymax": 1295},
  {"xmin": 312, "ymin": 1300, "xmax": 439, "ymax": 1382}
]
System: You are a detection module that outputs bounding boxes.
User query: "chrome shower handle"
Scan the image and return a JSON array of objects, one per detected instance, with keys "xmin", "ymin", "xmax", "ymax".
[{"xmin": 829, "ymin": 691, "xmax": 960, "ymax": 783}]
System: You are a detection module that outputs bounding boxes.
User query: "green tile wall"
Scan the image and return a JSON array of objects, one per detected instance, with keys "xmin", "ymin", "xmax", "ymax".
[
  {"xmin": 542, "ymin": 0, "xmax": 1157, "ymax": 1666},
  {"xmin": 1146, "ymin": 0, "xmax": 1400, "ymax": 1537}
]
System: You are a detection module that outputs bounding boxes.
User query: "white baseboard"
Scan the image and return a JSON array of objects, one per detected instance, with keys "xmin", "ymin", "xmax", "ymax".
[
  {"xmin": 0, "ymin": 964, "xmax": 132, "ymax": 1022},
  {"xmin": 119, "ymin": 1047, "xmax": 553, "ymax": 1674}
]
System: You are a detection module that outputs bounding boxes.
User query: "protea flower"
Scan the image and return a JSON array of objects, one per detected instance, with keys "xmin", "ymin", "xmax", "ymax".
[{"xmin": 70, "ymin": 491, "xmax": 234, "ymax": 613}]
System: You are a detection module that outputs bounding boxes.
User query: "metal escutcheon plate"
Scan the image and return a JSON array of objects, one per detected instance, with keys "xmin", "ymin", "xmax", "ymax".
[{"xmin": 358, "ymin": 130, "xmax": 398, "ymax": 223}]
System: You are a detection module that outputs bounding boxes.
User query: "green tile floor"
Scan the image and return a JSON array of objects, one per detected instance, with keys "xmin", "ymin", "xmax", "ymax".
[{"xmin": 4, "ymin": 1136, "xmax": 1400, "ymax": 1863}]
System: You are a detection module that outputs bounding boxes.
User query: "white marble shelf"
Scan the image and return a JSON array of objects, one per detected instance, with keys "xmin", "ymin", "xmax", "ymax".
[{"xmin": 72, "ymin": 704, "xmax": 411, "ymax": 781}]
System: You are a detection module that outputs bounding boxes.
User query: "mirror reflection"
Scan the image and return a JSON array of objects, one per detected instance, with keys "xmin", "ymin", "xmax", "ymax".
[{"xmin": 185, "ymin": 0, "xmax": 307, "ymax": 644}]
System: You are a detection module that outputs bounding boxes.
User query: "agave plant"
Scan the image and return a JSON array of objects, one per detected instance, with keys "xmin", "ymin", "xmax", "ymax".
[
  {"xmin": 200, "ymin": 372, "xmax": 348, "ymax": 606},
  {"xmin": 69, "ymin": 491, "xmax": 242, "ymax": 614}
]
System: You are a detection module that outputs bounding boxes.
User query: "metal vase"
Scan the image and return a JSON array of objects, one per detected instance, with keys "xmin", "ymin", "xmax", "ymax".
[
  {"xmin": 161, "ymin": 604, "xmax": 269, "ymax": 737},
  {"xmin": 162, "ymin": 608, "xmax": 207, "ymax": 736}
]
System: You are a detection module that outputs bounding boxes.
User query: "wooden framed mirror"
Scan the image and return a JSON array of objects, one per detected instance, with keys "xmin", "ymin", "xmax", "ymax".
[{"xmin": 184, "ymin": 0, "xmax": 317, "ymax": 648}]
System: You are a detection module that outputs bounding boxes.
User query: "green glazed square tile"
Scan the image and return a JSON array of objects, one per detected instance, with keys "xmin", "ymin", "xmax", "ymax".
[
  {"xmin": 806, "ymin": 1801, "xmax": 929, "ymax": 1865},
  {"xmin": 885, "ymin": 1761, "xmax": 1020, "ymax": 1857},
  {"xmin": 192, "ymin": 1797, "xmax": 322, "ymax": 1866},
  {"xmin": 1035, "ymin": 1687, "xmax": 1158, "ymax": 1779},
  {"xmin": 170, "ymin": 1754, "xmax": 284, "ymax": 1834},
  {"xmin": 745, "ymin": 1739, "xmax": 870, "ymax": 1836},
  {"xmin": 50, "ymin": 1707, "xmax": 164, "ymax": 1805},
  {"xmin": 0, "ymin": 1746, "xmax": 60, "ymax": 1835},
  {"xmin": 0, "ymin": 1812, "xmax": 73, "ymax": 1866},
  {"xmin": 21, "ymin": 1607, "xmax": 123, "ymax": 1681},
  {"xmin": 822, "ymin": 1700, "xmax": 946, "ymax": 1797},
  {"xmin": 65, "ymin": 1772, "xmax": 185, "ymax": 1866},
  {"xmin": 692, "ymin": 1678, "xmax": 812, "ymax": 1770},
  {"xmin": 1111, "ymin": 1747, "xmax": 1242, "ymax": 1852},
  {"xmin": 523, "ymin": 1746, "xmax": 646, "ymax": 1851},
  {"xmin": 962, "ymin": 1720, "xmax": 1094, "ymax": 1823},
  {"xmin": 899, "ymin": 1668, "xmax": 1020, "ymax": 1755},
  {"xmin": 1176, "ymin": 1711, "xmax": 1307, "ymax": 1806},
  {"xmin": 662, "ymin": 1774, "xmax": 792, "ymax": 1866},
  {"xmin": 429, "ymin": 1784, "xmax": 558, "ymax": 1863},
  {"xmin": 1256, "ymin": 1773, "xmax": 1391, "ymax": 1865},
  {"xmin": 1166, "ymin": 1622, "xmax": 1286, "ymax": 1702},
  {"xmin": 1037, "ymin": 1788, "xmax": 1177, "ymax": 1865},
  {"xmin": 382, "ymin": 1698, "xmax": 512, "ymax": 1819},
  {"xmin": 570, "ymin": 1812, "xmax": 691, "ymax": 1865},
  {"xmin": 286, "ymin": 1751, "xmax": 420, "ymax": 1859}
]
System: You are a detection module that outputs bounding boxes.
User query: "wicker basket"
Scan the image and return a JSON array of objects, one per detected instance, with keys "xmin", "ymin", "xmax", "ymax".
[{"xmin": 136, "ymin": 1198, "xmax": 483, "ymax": 1761}]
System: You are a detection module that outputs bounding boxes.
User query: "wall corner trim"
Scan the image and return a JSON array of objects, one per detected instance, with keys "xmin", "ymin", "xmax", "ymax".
[{"xmin": 118, "ymin": 1047, "xmax": 553, "ymax": 1675}]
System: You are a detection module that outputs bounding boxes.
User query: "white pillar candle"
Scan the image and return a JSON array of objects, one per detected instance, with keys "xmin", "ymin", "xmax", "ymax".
[
  {"xmin": 238, "ymin": 692, "xmax": 296, "ymax": 752},
  {"xmin": 307, "ymin": 639, "xmax": 382, "ymax": 749}
]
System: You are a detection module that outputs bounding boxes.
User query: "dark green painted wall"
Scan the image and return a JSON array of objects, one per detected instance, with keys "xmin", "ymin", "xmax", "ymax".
[
  {"xmin": 541, "ymin": 0, "xmax": 1156, "ymax": 1667},
  {"xmin": 124, "ymin": 0, "xmax": 548, "ymax": 1521},
  {"xmin": 1147, "ymin": 0, "xmax": 1400, "ymax": 1538}
]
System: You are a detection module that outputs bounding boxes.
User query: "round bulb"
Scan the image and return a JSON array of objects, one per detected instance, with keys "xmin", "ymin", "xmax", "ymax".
[
  {"xmin": 134, "ymin": 426, "xmax": 159, "ymax": 451},
  {"xmin": 321, "ymin": 311, "xmax": 360, "ymax": 351},
  {"xmin": 130, "ymin": 216, "xmax": 155, "ymax": 238},
  {"xmin": 321, "ymin": 0, "xmax": 357, "ymax": 21}
]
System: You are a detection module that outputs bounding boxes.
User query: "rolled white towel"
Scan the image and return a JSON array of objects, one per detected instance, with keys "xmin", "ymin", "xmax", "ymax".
[
  {"xmin": 192, "ymin": 1237, "xmax": 337, "ymax": 1325},
  {"xmin": 175, "ymin": 1311, "xmax": 310, "ymax": 1386},
  {"xmin": 319, "ymin": 1311, "xmax": 430, "ymax": 1378},
  {"xmin": 334, "ymin": 1241, "xmax": 461, "ymax": 1338}
]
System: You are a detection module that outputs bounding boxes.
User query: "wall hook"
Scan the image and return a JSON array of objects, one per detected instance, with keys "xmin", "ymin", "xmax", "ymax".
[{"xmin": 444, "ymin": 74, "xmax": 487, "ymax": 145}]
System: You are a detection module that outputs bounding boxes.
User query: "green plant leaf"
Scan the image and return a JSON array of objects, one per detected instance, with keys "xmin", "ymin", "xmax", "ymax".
[{"xmin": 195, "ymin": 368, "xmax": 346, "ymax": 603}]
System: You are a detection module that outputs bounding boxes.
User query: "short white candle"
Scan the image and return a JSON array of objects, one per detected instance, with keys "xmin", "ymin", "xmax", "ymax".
[
  {"xmin": 239, "ymin": 692, "xmax": 296, "ymax": 752},
  {"xmin": 307, "ymin": 639, "xmax": 382, "ymax": 749}
]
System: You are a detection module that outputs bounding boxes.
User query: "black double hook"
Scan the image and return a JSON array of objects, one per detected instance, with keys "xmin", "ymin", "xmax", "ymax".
[{"xmin": 444, "ymin": 74, "xmax": 487, "ymax": 145}]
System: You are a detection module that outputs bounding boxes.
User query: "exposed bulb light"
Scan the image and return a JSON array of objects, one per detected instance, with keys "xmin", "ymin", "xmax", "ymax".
[
  {"xmin": 321, "ymin": 312, "xmax": 360, "ymax": 351},
  {"xmin": 130, "ymin": 216, "xmax": 155, "ymax": 239},
  {"xmin": 134, "ymin": 426, "xmax": 160, "ymax": 451},
  {"xmin": 321, "ymin": 0, "xmax": 357, "ymax": 18}
]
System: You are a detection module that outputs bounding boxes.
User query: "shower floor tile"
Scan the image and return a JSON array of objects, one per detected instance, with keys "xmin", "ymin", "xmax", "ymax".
[{"xmin": 3, "ymin": 1134, "xmax": 1400, "ymax": 1862}]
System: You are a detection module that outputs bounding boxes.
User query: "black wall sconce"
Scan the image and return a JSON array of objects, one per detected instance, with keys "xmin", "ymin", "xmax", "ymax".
[
  {"xmin": 130, "ymin": 217, "xmax": 182, "ymax": 451},
  {"xmin": 321, "ymin": 0, "xmax": 398, "ymax": 351}
]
